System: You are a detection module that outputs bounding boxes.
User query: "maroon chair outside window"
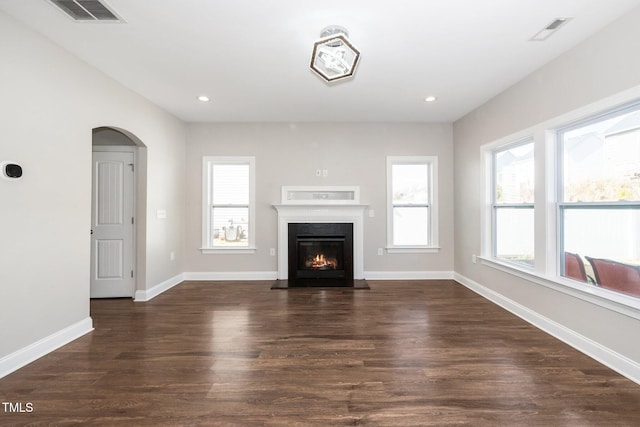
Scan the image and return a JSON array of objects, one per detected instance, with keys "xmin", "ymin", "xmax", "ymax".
[
  {"xmin": 585, "ymin": 256, "xmax": 640, "ymax": 297},
  {"xmin": 564, "ymin": 252, "xmax": 587, "ymax": 282}
]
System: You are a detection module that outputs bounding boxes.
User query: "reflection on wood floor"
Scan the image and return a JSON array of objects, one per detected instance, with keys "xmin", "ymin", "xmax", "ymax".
[{"xmin": 1, "ymin": 280, "xmax": 640, "ymax": 426}]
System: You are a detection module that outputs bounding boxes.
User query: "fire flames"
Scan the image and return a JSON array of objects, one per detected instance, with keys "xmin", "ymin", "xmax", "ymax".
[{"xmin": 308, "ymin": 253, "xmax": 338, "ymax": 270}]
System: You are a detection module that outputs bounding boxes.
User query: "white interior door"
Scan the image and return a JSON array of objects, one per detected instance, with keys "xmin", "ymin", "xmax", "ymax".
[{"xmin": 91, "ymin": 150, "xmax": 135, "ymax": 298}]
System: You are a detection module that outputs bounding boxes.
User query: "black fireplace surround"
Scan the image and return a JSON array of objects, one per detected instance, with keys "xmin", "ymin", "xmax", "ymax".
[{"xmin": 288, "ymin": 223, "xmax": 354, "ymax": 285}]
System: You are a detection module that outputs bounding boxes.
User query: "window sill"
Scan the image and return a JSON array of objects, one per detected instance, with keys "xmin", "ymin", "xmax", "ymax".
[
  {"xmin": 200, "ymin": 247, "xmax": 256, "ymax": 255},
  {"xmin": 478, "ymin": 256, "xmax": 640, "ymax": 320},
  {"xmin": 386, "ymin": 247, "xmax": 440, "ymax": 254}
]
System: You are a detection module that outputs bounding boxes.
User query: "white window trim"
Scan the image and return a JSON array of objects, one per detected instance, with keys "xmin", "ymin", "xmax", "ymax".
[
  {"xmin": 489, "ymin": 138, "xmax": 535, "ymax": 268},
  {"xmin": 479, "ymin": 85, "xmax": 640, "ymax": 318},
  {"xmin": 555, "ymin": 104, "xmax": 640, "ymax": 278},
  {"xmin": 477, "ymin": 255, "xmax": 640, "ymax": 320},
  {"xmin": 386, "ymin": 156, "xmax": 439, "ymax": 252},
  {"xmin": 201, "ymin": 156, "xmax": 256, "ymax": 254}
]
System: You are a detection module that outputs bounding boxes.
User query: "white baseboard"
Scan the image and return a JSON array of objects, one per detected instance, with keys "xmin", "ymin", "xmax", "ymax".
[
  {"xmin": 364, "ymin": 271, "xmax": 454, "ymax": 280},
  {"xmin": 134, "ymin": 273, "xmax": 184, "ymax": 302},
  {"xmin": 453, "ymin": 272, "xmax": 640, "ymax": 386},
  {"xmin": 0, "ymin": 317, "xmax": 93, "ymax": 380},
  {"xmin": 183, "ymin": 271, "xmax": 453, "ymax": 282},
  {"xmin": 134, "ymin": 271, "xmax": 279, "ymax": 303},
  {"xmin": 133, "ymin": 269, "xmax": 450, "ymax": 300},
  {"xmin": 183, "ymin": 271, "xmax": 278, "ymax": 281}
]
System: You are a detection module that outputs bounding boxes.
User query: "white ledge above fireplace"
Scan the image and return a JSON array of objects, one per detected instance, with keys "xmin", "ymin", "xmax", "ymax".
[
  {"xmin": 280, "ymin": 186, "xmax": 360, "ymax": 205},
  {"xmin": 274, "ymin": 186, "xmax": 366, "ymax": 280}
]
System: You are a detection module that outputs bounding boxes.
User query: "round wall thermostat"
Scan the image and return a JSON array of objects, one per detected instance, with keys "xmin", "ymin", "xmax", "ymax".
[{"xmin": 1, "ymin": 161, "xmax": 23, "ymax": 180}]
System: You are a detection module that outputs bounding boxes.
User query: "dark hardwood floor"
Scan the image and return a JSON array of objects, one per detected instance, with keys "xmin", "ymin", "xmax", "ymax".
[{"xmin": 1, "ymin": 280, "xmax": 640, "ymax": 426}]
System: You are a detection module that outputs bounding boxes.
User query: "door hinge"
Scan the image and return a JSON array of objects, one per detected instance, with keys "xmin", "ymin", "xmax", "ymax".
[
  {"xmin": 128, "ymin": 163, "xmax": 134, "ymax": 172},
  {"xmin": 132, "ymin": 217, "xmax": 134, "ymax": 225},
  {"xmin": 131, "ymin": 270, "xmax": 134, "ymax": 278}
]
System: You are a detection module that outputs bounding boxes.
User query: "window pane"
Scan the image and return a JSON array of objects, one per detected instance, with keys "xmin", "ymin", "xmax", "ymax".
[
  {"xmin": 495, "ymin": 143, "xmax": 534, "ymax": 204},
  {"xmin": 495, "ymin": 208, "xmax": 534, "ymax": 266},
  {"xmin": 392, "ymin": 164, "xmax": 428, "ymax": 204},
  {"xmin": 212, "ymin": 164, "xmax": 249, "ymax": 205},
  {"xmin": 562, "ymin": 110, "xmax": 640, "ymax": 202},
  {"xmin": 562, "ymin": 208, "xmax": 640, "ymax": 296},
  {"xmin": 212, "ymin": 207, "xmax": 249, "ymax": 246},
  {"xmin": 393, "ymin": 207, "xmax": 428, "ymax": 245}
]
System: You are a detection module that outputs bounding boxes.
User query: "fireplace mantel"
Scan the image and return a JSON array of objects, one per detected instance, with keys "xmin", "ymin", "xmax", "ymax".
[{"xmin": 273, "ymin": 204, "xmax": 366, "ymax": 280}]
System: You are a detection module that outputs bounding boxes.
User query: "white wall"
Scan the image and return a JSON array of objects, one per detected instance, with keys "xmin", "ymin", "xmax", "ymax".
[
  {"xmin": 5, "ymin": 0, "xmax": 639, "ymax": 384},
  {"xmin": 453, "ymin": 6, "xmax": 640, "ymax": 367},
  {"xmin": 185, "ymin": 123, "xmax": 454, "ymax": 277},
  {"xmin": 0, "ymin": 11, "xmax": 186, "ymax": 365}
]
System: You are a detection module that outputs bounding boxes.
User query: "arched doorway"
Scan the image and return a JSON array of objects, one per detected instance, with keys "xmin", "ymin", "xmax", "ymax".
[{"xmin": 91, "ymin": 127, "xmax": 147, "ymax": 298}]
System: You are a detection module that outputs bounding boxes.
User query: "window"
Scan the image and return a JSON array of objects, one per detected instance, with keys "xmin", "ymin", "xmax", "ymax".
[
  {"xmin": 481, "ymin": 98, "xmax": 640, "ymax": 313},
  {"xmin": 386, "ymin": 156, "xmax": 438, "ymax": 251},
  {"xmin": 558, "ymin": 104, "xmax": 640, "ymax": 297},
  {"xmin": 201, "ymin": 156, "xmax": 255, "ymax": 253},
  {"xmin": 492, "ymin": 141, "xmax": 535, "ymax": 266}
]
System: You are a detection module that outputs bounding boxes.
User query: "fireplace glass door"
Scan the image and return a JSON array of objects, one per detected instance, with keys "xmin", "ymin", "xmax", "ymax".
[{"xmin": 297, "ymin": 238, "xmax": 345, "ymax": 278}]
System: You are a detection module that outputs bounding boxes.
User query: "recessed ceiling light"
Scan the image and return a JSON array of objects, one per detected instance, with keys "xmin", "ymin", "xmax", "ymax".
[
  {"xmin": 197, "ymin": 95, "xmax": 210, "ymax": 102},
  {"xmin": 424, "ymin": 96, "xmax": 438, "ymax": 103}
]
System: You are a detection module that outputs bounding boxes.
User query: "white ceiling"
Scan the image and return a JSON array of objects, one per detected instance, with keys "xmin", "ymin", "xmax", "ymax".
[{"xmin": 2, "ymin": 0, "xmax": 640, "ymax": 123}]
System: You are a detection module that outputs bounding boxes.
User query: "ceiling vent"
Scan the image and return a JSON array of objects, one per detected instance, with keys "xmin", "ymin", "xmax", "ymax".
[
  {"xmin": 49, "ymin": 0, "xmax": 123, "ymax": 22},
  {"xmin": 530, "ymin": 17, "xmax": 572, "ymax": 41}
]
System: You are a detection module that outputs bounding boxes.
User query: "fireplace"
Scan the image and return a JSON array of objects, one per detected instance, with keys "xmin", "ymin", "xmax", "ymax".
[
  {"xmin": 288, "ymin": 223, "xmax": 353, "ymax": 285},
  {"xmin": 273, "ymin": 186, "xmax": 367, "ymax": 286}
]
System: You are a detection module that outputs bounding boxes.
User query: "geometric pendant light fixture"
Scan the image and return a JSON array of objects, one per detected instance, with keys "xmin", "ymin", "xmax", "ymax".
[{"xmin": 310, "ymin": 26, "xmax": 361, "ymax": 83}]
